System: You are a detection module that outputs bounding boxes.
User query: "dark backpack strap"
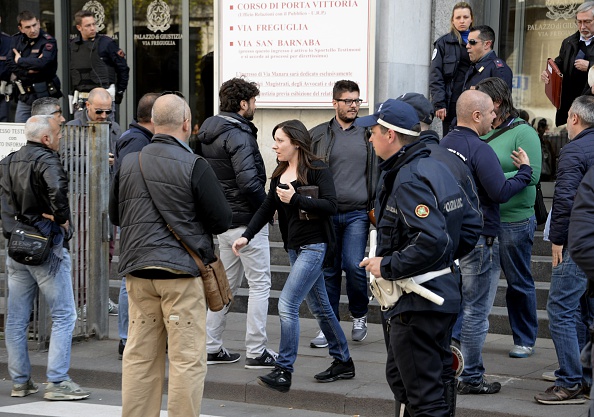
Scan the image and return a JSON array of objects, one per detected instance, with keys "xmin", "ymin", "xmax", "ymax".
[{"xmin": 484, "ymin": 120, "xmax": 529, "ymax": 144}]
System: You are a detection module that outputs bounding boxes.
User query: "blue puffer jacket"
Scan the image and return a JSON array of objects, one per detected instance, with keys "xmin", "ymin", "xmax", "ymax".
[{"xmin": 550, "ymin": 127, "xmax": 594, "ymax": 246}]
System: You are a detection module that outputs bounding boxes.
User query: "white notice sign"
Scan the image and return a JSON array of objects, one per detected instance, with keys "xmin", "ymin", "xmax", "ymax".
[
  {"xmin": 219, "ymin": 0, "xmax": 371, "ymax": 107},
  {"xmin": 0, "ymin": 123, "xmax": 26, "ymax": 160}
]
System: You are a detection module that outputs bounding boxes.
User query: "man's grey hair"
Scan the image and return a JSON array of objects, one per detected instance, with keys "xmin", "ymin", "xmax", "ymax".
[
  {"xmin": 569, "ymin": 95, "xmax": 594, "ymax": 127},
  {"xmin": 24, "ymin": 115, "xmax": 54, "ymax": 142},
  {"xmin": 152, "ymin": 95, "xmax": 189, "ymax": 128},
  {"xmin": 31, "ymin": 97, "xmax": 61, "ymax": 116},
  {"xmin": 577, "ymin": 1, "xmax": 594, "ymax": 16}
]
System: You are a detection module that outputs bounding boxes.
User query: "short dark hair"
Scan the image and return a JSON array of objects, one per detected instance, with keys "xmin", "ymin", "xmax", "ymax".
[
  {"xmin": 31, "ymin": 97, "xmax": 61, "ymax": 116},
  {"xmin": 136, "ymin": 93, "xmax": 160, "ymax": 123},
  {"xmin": 470, "ymin": 25, "xmax": 496, "ymax": 47},
  {"xmin": 474, "ymin": 77, "xmax": 518, "ymax": 119},
  {"xmin": 332, "ymin": 80, "xmax": 360, "ymax": 100},
  {"xmin": 74, "ymin": 10, "xmax": 95, "ymax": 26},
  {"xmin": 17, "ymin": 11, "xmax": 37, "ymax": 26},
  {"xmin": 219, "ymin": 78, "xmax": 260, "ymax": 113}
]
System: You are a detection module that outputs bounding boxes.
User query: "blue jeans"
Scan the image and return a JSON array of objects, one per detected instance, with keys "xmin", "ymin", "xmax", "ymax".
[
  {"xmin": 547, "ymin": 249, "xmax": 594, "ymax": 388},
  {"xmin": 324, "ymin": 210, "xmax": 370, "ymax": 319},
  {"xmin": 15, "ymin": 101, "xmax": 32, "ymax": 123},
  {"xmin": 456, "ymin": 236, "xmax": 501, "ymax": 384},
  {"xmin": 5, "ymin": 249, "xmax": 77, "ymax": 384},
  {"xmin": 118, "ymin": 276, "xmax": 129, "ymax": 343},
  {"xmin": 276, "ymin": 243, "xmax": 350, "ymax": 373},
  {"xmin": 499, "ymin": 216, "xmax": 538, "ymax": 347}
]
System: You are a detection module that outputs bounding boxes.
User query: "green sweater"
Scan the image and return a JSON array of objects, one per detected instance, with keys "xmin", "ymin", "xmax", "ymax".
[{"xmin": 481, "ymin": 118, "xmax": 542, "ymax": 223}]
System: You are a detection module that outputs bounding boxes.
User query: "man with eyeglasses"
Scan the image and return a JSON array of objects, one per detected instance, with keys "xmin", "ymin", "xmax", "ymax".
[
  {"xmin": 67, "ymin": 87, "xmax": 121, "ymax": 315},
  {"xmin": 31, "ymin": 97, "xmax": 66, "ymax": 124},
  {"xmin": 308, "ymin": 80, "xmax": 378, "ymax": 348},
  {"xmin": 541, "ymin": 1, "xmax": 594, "ymax": 127},
  {"xmin": 462, "ymin": 25, "xmax": 512, "ymax": 92}
]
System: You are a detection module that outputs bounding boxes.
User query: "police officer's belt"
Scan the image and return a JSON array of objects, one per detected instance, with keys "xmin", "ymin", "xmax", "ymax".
[{"xmin": 78, "ymin": 92, "xmax": 90, "ymax": 99}]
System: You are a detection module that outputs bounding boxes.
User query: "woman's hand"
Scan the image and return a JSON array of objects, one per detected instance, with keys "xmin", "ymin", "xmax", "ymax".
[
  {"xmin": 276, "ymin": 182, "xmax": 296, "ymax": 204},
  {"xmin": 232, "ymin": 237, "xmax": 248, "ymax": 256}
]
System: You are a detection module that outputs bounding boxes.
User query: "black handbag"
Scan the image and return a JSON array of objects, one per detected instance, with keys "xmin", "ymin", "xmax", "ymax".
[
  {"xmin": 5, "ymin": 153, "xmax": 53, "ymax": 265},
  {"xmin": 8, "ymin": 221, "xmax": 53, "ymax": 265},
  {"xmin": 534, "ymin": 182, "xmax": 548, "ymax": 225}
]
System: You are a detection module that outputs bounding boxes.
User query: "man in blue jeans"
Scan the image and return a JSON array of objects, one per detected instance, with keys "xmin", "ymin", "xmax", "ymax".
[
  {"xmin": 535, "ymin": 95, "xmax": 594, "ymax": 405},
  {"xmin": 309, "ymin": 80, "xmax": 379, "ymax": 346},
  {"xmin": 0, "ymin": 116, "xmax": 90, "ymax": 400},
  {"xmin": 441, "ymin": 90, "xmax": 532, "ymax": 395}
]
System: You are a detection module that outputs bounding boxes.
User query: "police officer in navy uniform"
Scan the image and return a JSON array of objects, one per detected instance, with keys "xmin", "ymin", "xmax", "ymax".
[
  {"xmin": 463, "ymin": 25, "xmax": 512, "ymax": 91},
  {"xmin": 0, "ymin": 16, "xmax": 12, "ymax": 122},
  {"xmin": 69, "ymin": 10, "xmax": 129, "ymax": 112},
  {"xmin": 358, "ymin": 100, "xmax": 482, "ymax": 417},
  {"xmin": 6, "ymin": 10, "xmax": 62, "ymax": 123}
]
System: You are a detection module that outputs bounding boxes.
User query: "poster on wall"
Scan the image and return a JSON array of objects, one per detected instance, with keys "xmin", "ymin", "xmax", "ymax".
[
  {"xmin": 0, "ymin": 124, "xmax": 26, "ymax": 160},
  {"xmin": 218, "ymin": 0, "xmax": 372, "ymax": 108}
]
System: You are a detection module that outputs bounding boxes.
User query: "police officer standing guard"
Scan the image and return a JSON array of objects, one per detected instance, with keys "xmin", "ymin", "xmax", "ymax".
[
  {"xmin": 6, "ymin": 11, "xmax": 63, "ymax": 123},
  {"xmin": 69, "ymin": 10, "xmax": 129, "ymax": 114},
  {"xmin": 0, "ymin": 16, "xmax": 11, "ymax": 122}
]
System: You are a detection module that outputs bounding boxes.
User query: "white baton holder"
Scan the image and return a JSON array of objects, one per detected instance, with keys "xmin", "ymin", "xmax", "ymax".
[{"xmin": 367, "ymin": 230, "xmax": 445, "ymax": 311}]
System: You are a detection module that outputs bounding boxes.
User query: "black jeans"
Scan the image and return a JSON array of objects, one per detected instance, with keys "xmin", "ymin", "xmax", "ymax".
[{"xmin": 386, "ymin": 310, "xmax": 457, "ymax": 417}]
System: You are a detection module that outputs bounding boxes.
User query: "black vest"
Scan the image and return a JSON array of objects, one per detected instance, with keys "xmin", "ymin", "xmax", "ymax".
[{"xmin": 70, "ymin": 38, "xmax": 115, "ymax": 91}]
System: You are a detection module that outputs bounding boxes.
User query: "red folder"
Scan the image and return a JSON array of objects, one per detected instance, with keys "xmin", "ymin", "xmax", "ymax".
[{"xmin": 545, "ymin": 58, "xmax": 563, "ymax": 109}]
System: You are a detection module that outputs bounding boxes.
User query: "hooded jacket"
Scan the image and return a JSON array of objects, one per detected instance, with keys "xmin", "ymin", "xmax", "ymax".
[{"xmin": 197, "ymin": 112, "xmax": 266, "ymax": 227}]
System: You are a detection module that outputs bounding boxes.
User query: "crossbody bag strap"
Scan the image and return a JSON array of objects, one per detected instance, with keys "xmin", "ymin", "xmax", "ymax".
[
  {"xmin": 137, "ymin": 152, "xmax": 208, "ymax": 275},
  {"xmin": 484, "ymin": 119, "xmax": 529, "ymax": 144}
]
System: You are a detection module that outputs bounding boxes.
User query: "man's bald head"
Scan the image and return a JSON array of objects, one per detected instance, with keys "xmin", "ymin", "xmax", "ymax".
[
  {"xmin": 456, "ymin": 90, "xmax": 495, "ymax": 136},
  {"xmin": 152, "ymin": 94, "xmax": 191, "ymax": 139},
  {"xmin": 88, "ymin": 87, "xmax": 112, "ymax": 103}
]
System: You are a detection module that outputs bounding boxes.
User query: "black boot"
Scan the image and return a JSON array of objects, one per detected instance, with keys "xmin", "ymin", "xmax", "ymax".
[{"xmin": 444, "ymin": 379, "xmax": 457, "ymax": 417}]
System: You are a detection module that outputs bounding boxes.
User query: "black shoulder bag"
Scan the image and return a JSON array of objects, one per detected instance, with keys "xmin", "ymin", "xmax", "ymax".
[
  {"xmin": 485, "ymin": 120, "xmax": 548, "ymax": 225},
  {"xmin": 5, "ymin": 154, "xmax": 54, "ymax": 265}
]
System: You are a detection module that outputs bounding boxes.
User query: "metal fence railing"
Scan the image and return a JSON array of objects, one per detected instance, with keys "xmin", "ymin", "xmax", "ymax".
[{"xmin": 0, "ymin": 121, "xmax": 111, "ymax": 349}]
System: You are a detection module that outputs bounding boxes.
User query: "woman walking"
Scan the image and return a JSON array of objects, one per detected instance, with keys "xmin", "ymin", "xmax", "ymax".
[{"xmin": 232, "ymin": 119, "xmax": 354, "ymax": 393}]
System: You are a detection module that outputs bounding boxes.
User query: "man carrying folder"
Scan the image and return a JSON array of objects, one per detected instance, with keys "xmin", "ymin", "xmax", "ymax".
[{"xmin": 541, "ymin": 1, "xmax": 594, "ymax": 126}]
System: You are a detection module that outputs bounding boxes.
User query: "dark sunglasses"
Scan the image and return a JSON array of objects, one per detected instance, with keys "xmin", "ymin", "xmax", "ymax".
[
  {"xmin": 94, "ymin": 109, "xmax": 112, "ymax": 115},
  {"xmin": 467, "ymin": 39, "xmax": 483, "ymax": 46},
  {"xmin": 160, "ymin": 90, "xmax": 185, "ymax": 99}
]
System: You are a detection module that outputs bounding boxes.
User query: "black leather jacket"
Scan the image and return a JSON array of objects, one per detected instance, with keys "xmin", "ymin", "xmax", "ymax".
[
  {"xmin": 309, "ymin": 117, "xmax": 379, "ymax": 212},
  {"xmin": 0, "ymin": 141, "xmax": 71, "ymax": 239},
  {"xmin": 197, "ymin": 112, "xmax": 267, "ymax": 227}
]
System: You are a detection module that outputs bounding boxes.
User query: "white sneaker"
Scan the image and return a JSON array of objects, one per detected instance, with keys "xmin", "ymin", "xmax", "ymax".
[{"xmin": 310, "ymin": 330, "xmax": 328, "ymax": 348}]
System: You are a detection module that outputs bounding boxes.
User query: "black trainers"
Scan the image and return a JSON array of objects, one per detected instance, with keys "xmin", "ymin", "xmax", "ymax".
[
  {"xmin": 457, "ymin": 378, "xmax": 501, "ymax": 394},
  {"xmin": 257, "ymin": 366, "xmax": 292, "ymax": 393},
  {"xmin": 118, "ymin": 340, "xmax": 125, "ymax": 360},
  {"xmin": 207, "ymin": 347, "xmax": 240, "ymax": 365},
  {"xmin": 314, "ymin": 357, "xmax": 355, "ymax": 382},
  {"xmin": 245, "ymin": 349, "xmax": 278, "ymax": 369}
]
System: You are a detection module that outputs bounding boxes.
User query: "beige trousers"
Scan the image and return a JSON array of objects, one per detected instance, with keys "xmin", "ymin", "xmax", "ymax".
[{"xmin": 122, "ymin": 274, "xmax": 207, "ymax": 417}]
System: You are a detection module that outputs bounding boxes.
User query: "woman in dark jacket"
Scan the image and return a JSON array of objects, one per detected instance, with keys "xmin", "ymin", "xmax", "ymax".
[
  {"xmin": 232, "ymin": 119, "xmax": 354, "ymax": 393},
  {"xmin": 430, "ymin": 2, "xmax": 474, "ymax": 133}
]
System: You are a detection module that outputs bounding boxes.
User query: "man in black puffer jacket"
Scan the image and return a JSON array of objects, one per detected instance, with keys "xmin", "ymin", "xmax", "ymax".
[
  {"xmin": 110, "ymin": 94, "xmax": 231, "ymax": 416},
  {"xmin": 198, "ymin": 78, "xmax": 276, "ymax": 369}
]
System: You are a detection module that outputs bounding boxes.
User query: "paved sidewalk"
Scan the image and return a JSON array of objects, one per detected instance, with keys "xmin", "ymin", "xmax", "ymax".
[{"xmin": 0, "ymin": 313, "xmax": 589, "ymax": 417}]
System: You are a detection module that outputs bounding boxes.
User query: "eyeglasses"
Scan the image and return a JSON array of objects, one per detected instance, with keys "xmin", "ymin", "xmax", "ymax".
[
  {"xmin": 467, "ymin": 38, "xmax": 482, "ymax": 46},
  {"xmin": 335, "ymin": 98, "xmax": 363, "ymax": 106},
  {"xmin": 160, "ymin": 90, "xmax": 185, "ymax": 99},
  {"xmin": 50, "ymin": 109, "xmax": 62, "ymax": 116},
  {"xmin": 94, "ymin": 109, "xmax": 112, "ymax": 115}
]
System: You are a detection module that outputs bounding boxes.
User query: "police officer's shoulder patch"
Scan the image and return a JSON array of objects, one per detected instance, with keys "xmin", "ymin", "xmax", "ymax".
[
  {"xmin": 432, "ymin": 48, "xmax": 437, "ymax": 60},
  {"xmin": 494, "ymin": 59, "xmax": 505, "ymax": 68},
  {"xmin": 45, "ymin": 43, "xmax": 53, "ymax": 51},
  {"xmin": 117, "ymin": 49, "xmax": 126, "ymax": 58},
  {"xmin": 43, "ymin": 33, "xmax": 53, "ymax": 40},
  {"xmin": 415, "ymin": 204, "xmax": 430, "ymax": 218}
]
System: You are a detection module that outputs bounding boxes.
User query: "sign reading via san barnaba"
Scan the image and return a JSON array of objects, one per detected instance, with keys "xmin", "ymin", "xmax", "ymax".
[
  {"xmin": 0, "ymin": 123, "xmax": 26, "ymax": 160},
  {"xmin": 219, "ymin": 0, "xmax": 371, "ymax": 108}
]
